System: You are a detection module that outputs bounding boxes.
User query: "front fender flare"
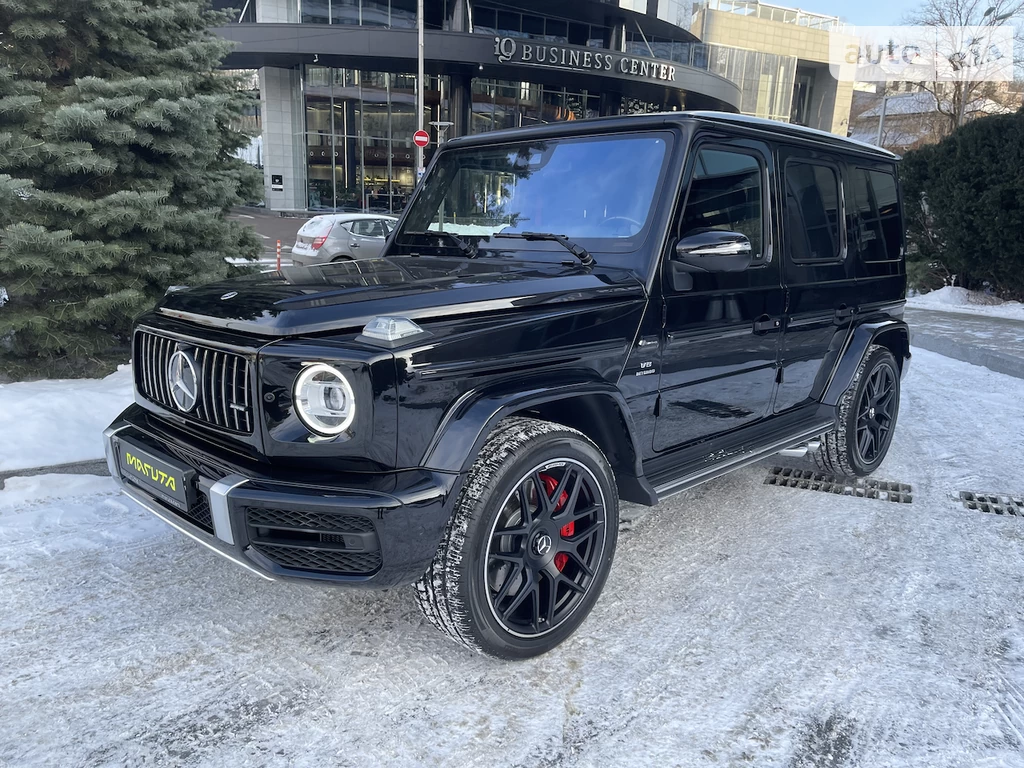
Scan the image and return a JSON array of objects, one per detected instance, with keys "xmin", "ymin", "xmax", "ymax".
[{"xmin": 419, "ymin": 376, "xmax": 656, "ymax": 505}]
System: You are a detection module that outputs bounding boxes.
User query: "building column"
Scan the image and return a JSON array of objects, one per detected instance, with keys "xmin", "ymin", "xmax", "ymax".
[
  {"xmin": 449, "ymin": 74, "xmax": 473, "ymax": 139},
  {"xmin": 259, "ymin": 66, "xmax": 306, "ymax": 212},
  {"xmin": 254, "ymin": 0, "xmax": 297, "ymax": 23}
]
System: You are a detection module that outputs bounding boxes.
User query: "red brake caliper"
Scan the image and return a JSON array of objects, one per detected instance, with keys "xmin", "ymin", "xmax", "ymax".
[{"xmin": 539, "ymin": 473, "xmax": 574, "ymax": 572}]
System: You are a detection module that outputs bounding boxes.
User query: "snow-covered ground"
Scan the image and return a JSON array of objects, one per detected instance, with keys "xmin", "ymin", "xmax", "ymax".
[
  {"xmin": 907, "ymin": 286, "xmax": 1024, "ymax": 320},
  {"xmin": 1, "ymin": 349, "xmax": 1024, "ymax": 767},
  {"xmin": 0, "ymin": 366, "xmax": 133, "ymax": 472}
]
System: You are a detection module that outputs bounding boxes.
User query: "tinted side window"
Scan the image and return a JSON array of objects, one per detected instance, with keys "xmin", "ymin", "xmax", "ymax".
[
  {"xmin": 870, "ymin": 171, "xmax": 902, "ymax": 261},
  {"xmin": 681, "ymin": 148, "xmax": 764, "ymax": 261},
  {"xmin": 785, "ymin": 161, "xmax": 842, "ymax": 262},
  {"xmin": 850, "ymin": 169, "xmax": 902, "ymax": 262},
  {"xmin": 850, "ymin": 169, "xmax": 886, "ymax": 262}
]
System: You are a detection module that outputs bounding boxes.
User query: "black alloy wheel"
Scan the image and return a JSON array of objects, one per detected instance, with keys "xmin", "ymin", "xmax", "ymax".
[
  {"xmin": 854, "ymin": 362, "xmax": 897, "ymax": 465},
  {"xmin": 415, "ymin": 417, "xmax": 619, "ymax": 658},
  {"xmin": 485, "ymin": 460, "xmax": 607, "ymax": 638},
  {"xmin": 815, "ymin": 344, "xmax": 901, "ymax": 477}
]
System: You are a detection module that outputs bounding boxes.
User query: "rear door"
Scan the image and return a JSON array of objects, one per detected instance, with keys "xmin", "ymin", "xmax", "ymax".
[
  {"xmin": 654, "ymin": 136, "xmax": 784, "ymax": 453},
  {"xmin": 774, "ymin": 146, "xmax": 859, "ymax": 413}
]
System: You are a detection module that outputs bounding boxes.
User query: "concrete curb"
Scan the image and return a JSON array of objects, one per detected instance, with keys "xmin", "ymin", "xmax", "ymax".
[
  {"xmin": 0, "ymin": 459, "xmax": 109, "ymax": 491},
  {"xmin": 911, "ymin": 330, "xmax": 1024, "ymax": 380}
]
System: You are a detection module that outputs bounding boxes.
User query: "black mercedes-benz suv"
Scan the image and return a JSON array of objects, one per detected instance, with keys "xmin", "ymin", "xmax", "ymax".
[{"xmin": 104, "ymin": 112, "xmax": 909, "ymax": 658}]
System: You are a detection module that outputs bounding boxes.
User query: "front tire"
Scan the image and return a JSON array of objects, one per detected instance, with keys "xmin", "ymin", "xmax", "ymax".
[
  {"xmin": 815, "ymin": 344, "xmax": 900, "ymax": 477},
  {"xmin": 415, "ymin": 417, "xmax": 619, "ymax": 659}
]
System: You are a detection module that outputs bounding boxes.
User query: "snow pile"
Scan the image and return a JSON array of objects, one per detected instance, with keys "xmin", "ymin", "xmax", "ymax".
[
  {"xmin": 0, "ymin": 365, "xmax": 133, "ymax": 472},
  {"xmin": 0, "ymin": 475, "xmax": 165, "ymax": 571},
  {"xmin": 0, "ymin": 474, "xmax": 119, "ymax": 508},
  {"xmin": 907, "ymin": 286, "xmax": 1024, "ymax": 319}
]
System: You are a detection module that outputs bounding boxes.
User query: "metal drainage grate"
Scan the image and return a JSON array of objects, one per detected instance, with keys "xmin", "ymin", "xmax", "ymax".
[
  {"xmin": 958, "ymin": 492, "xmax": 1024, "ymax": 517},
  {"xmin": 765, "ymin": 467, "xmax": 913, "ymax": 503}
]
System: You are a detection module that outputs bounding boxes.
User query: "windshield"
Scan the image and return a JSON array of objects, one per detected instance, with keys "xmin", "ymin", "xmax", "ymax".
[{"xmin": 400, "ymin": 133, "xmax": 671, "ymax": 247}]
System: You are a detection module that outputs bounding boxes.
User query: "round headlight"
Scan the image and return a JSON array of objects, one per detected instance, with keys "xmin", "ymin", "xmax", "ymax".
[{"xmin": 293, "ymin": 363, "xmax": 356, "ymax": 436}]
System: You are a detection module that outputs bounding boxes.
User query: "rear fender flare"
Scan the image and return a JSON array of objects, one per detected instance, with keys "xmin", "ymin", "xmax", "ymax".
[{"xmin": 822, "ymin": 320, "xmax": 911, "ymax": 407}]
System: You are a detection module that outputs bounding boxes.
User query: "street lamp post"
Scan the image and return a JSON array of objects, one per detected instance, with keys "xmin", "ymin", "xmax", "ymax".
[
  {"xmin": 430, "ymin": 120, "xmax": 455, "ymax": 145},
  {"xmin": 416, "ymin": 0, "xmax": 425, "ymax": 181}
]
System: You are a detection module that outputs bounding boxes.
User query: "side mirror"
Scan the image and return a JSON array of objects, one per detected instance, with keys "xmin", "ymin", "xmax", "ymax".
[{"xmin": 674, "ymin": 230, "xmax": 753, "ymax": 273}]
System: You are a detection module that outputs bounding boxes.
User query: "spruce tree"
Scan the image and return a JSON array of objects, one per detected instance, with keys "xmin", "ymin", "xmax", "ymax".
[{"xmin": 0, "ymin": 0, "xmax": 263, "ymax": 379}]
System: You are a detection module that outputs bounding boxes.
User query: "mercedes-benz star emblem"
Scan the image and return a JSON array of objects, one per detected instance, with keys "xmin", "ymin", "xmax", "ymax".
[
  {"xmin": 533, "ymin": 533, "xmax": 553, "ymax": 557},
  {"xmin": 220, "ymin": 291, "xmax": 238, "ymax": 300},
  {"xmin": 167, "ymin": 350, "xmax": 200, "ymax": 412}
]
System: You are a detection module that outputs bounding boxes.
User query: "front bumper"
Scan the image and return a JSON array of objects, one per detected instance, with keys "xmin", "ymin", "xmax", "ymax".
[{"xmin": 104, "ymin": 410, "xmax": 459, "ymax": 588}]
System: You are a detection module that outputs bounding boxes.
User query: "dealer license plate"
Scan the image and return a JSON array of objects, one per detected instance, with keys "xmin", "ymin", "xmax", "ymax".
[{"xmin": 117, "ymin": 438, "xmax": 193, "ymax": 511}]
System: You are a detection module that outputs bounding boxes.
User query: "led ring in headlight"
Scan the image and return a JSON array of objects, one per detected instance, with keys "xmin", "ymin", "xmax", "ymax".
[{"xmin": 293, "ymin": 363, "xmax": 356, "ymax": 436}]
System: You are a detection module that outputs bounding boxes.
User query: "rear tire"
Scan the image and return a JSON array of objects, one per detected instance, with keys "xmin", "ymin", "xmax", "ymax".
[
  {"xmin": 815, "ymin": 344, "xmax": 900, "ymax": 477},
  {"xmin": 414, "ymin": 417, "xmax": 619, "ymax": 659}
]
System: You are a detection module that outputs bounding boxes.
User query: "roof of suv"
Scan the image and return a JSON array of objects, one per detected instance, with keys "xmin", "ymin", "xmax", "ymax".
[{"xmin": 445, "ymin": 110, "xmax": 899, "ymax": 161}]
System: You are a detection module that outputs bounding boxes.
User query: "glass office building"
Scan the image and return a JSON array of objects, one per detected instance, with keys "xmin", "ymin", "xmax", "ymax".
[{"xmin": 217, "ymin": 0, "xmax": 751, "ymax": 212}]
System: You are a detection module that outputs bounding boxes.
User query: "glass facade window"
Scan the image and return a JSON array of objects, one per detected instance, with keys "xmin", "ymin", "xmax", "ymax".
[
  {"xmin": 301, "ymin": 0, "xmax": 443, "ymax": 28},
  {"xmin": 470, "ymin": 79, "xmax": 600, "ymax": 134},
  {"xmin": 472, "ymin": 4, "xmax": 609, "ymax": 48},
  {"xmin": 304, "ymin": 66, "xmax": 450, "ymax": 212}
]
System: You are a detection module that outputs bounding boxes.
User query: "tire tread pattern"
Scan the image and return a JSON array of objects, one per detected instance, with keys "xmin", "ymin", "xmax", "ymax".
[
  {"xmin": 814, "ymin": 344, "xmax": 895, "ymax": 477},
  {"xmin": 414, "ymin": 416, "xmax": 607, "ymax": 655}
]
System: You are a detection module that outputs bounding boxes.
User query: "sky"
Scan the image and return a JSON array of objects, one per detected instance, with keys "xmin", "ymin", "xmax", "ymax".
[{"xmin": 780, "ymin": 0, "xmax": 922, "ymax": 26}]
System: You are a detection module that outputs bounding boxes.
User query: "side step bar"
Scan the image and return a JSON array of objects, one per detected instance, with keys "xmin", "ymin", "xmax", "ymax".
[
  {"xmin": 778, "ymin": 439, "xmax": 822, "ymax": 458},
  {"xmin": 653, "ymin": 422, "xmax": 833, "ymax": 501}
]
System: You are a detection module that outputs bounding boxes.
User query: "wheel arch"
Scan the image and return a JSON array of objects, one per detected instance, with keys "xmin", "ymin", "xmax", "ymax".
[
  {"xmin": 822, "ymin": 320, "xmax": 910, "ymax": 407},
  {"xmin": 420, "ymin": 378, "xmax": 657, "ymax": 506}
]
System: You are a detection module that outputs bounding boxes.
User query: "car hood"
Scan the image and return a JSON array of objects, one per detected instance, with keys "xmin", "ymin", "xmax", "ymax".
[{"xmin": 157, "ymin": 256, "xmax": 646, "ymax": 337}]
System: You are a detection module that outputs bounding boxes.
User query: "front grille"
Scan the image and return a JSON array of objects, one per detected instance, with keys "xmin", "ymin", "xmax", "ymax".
[
  {"xmin": 180, "ymin": 493, "xmax": 214, "ymax": 533},
  {"xmin": 134, "ymin": 330, "xmax": 253, "ymax": 434},
  {"xmin": 245, "ymin": 506, "xmax": 380, "ymax": 576},
  {"xmin": 251, "ymin": 543, "xmax": 382, "ymax": 575},
  {"xmin": 246, "ymin": 508, "xmax": 375, "ymax": 534}
]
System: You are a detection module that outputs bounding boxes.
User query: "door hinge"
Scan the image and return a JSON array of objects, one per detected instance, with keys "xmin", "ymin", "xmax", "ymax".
[
  {"xmin": 661, "ymin": 300, "xmax": 667, "ymax": 327},
  {"xmin": 783, "ymin": 288, "xmax": 791, "ymax": 314},
  {"xmin": 776, "ymin": 366, "xmax": 784, "ymax": 384},
  {"xmin": 654, "ymin": 394, "xmax": 662, "ymax": 417}
]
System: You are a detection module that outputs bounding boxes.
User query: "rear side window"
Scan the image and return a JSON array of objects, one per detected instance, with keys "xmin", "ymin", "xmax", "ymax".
[
  {"xmin": 870, "ymin": 171, "xmax": 902, "ymax": 261},
  {"xmin": 850, "ymin": 169, "xmax": 902, "ymax": 262},
  {"xmin": 681, "ymin": 147, "xmax": 765, "ymax": 261},
  {"xmin": 785, "ymin": 161, "xmax": 842, "ymax": 262}
]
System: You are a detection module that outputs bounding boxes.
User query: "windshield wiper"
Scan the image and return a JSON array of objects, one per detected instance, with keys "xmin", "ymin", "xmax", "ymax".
[
  {"xmin": 493, "ymin": 231, "xmax": 595, "ymax": 266},
  {"xmin": 401, "ymin": 230, "xmax": 478, "ymax": 258}
]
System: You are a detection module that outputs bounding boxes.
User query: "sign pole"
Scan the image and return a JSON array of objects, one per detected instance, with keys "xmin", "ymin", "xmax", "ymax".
[{"xmin": 416, "ymin": 0, "xmax": 425, "ymax": 181}]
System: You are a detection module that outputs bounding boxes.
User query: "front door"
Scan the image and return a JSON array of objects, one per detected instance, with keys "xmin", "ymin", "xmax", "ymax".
[
  {"xmin": 349, "ymin": 218, "xmax": 390, "ymax": 258},
  {"xmin": 654, "ymin": 137, "xmax": 784, "ymax": 453}
]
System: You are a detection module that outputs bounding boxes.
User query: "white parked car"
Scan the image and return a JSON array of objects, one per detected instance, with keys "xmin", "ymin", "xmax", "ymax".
[{"xmin": 291, "ymin": 213, "xmax": 398, "ymax": 266}]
